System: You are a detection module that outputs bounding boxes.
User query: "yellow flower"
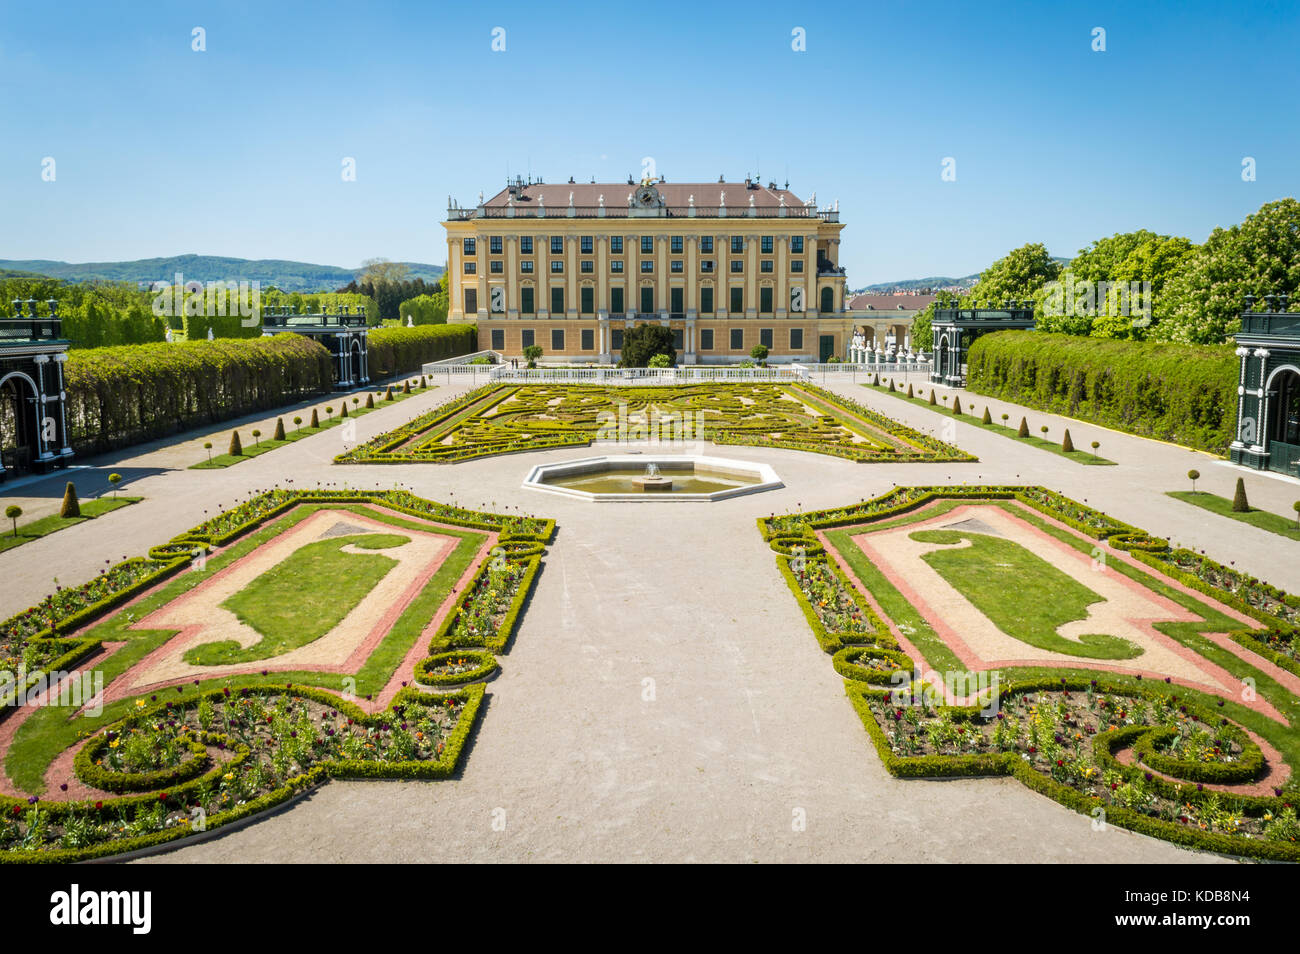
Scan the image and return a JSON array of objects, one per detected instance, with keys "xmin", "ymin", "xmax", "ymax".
[
  {"xmin": 134, "ymin": 699, "xmax": 145, "ymax": 708},
  {"xmin": 108, "ymin": 739, "xmax": 120, "ymax": 749},
  {"xmin": 222, "ymin": 772, "xmax": 234, "ymax": 781}
]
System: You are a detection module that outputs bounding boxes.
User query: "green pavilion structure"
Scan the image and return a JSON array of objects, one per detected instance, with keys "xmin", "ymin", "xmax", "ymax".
[
  {"xmin": 262, "ymin": 305, "xmax": 370, "ymax": 390},
  {"xmin": 1230, "ymin": 293, "xmax": 1300, "ymax": 476},
  {"xmin": 0, "ymin": 299, "xmax": 73, "ymax": 479},
  {"xmin": 929, "ymin": 302, "xmax": 1035, "ymax": 388}
]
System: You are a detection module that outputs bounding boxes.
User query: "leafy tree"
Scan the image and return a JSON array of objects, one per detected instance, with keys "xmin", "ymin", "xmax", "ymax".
[
  {"xmin": 618, "ymin": 324, "xmax": 677, "ymax": 367},
  {"xmin": 359, "ymin": 259, "xmax": 411, "ymax": 285},
  {"xmin": 968, "ymin": 243, "xmax": 1061, "ymax": 307},
  {"xmin": 1152, "ymin": 198, "xmax": 1300, "ymax": 344},
  {"xmin": 750, "ymin": 344, "xmax": 769, "ymax": 365},
  {"xmin": 5, "ymin": 505, "xmax": 21, "ymax": 536},
  {"xmin": 522, "ymin": 344, "xmax": 543, "ymax": 368},
  {"xmin": 909, "ymin": 290, "xmax": 960, "ymax": 351},
  {"xmin": 647, "ymin": 353, "xmax": 672, "ymax": 368}
]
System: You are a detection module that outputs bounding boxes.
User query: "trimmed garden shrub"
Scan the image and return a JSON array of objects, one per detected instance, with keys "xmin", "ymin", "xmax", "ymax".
[
  {"xmin": 367, "ymin": 324, "xmax": 477, "ymax": 377},
  {"xmin": 273, "ymin": 417, "xmax": 286, "ymax": 441},
  {"xmin": 1061, "ymin": 428, "xmax": 1074, "ymax": 452},
  {"xmin": 928, "ymin": 389, "xmax": 937, "ymax": 406},
  {"xmin": 966, "ymin": 330, "xmax": 1236, "ymax": 452},
  {"xmin": 228, "ymin": 430, "xmax": 243, "ymax": 456},
  {"xmin": 1017, "ymin": 416, "xmax": 1029, "ymax": 438},
  {"xmin": 1233, "ymin": 477, "xmax": 1249, "ymax": 513},
  {"xmin": 59, "ymin": 482, "xmax": 80, "ymax": 519},
  {"xmin": 952, "ymin": 395, "xmax": 962, "ymax": 415},
  {"xmin": 310, "ymin": 408, "xmax": 319, "ymax": 428},
  {"xmin": 982, "ymin": 406, "xmax": 992, "ymax": 425},
  {"xmin": 365, "ymin": 393, "xmax": 375, "ymax": 409}
]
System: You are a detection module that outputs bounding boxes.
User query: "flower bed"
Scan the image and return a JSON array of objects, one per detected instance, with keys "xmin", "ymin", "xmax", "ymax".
[
  {"xmin": 334, "ymin": 382, "xmax": 976, "ymax": 465},
  {"xmin": 414, "ymin": 650, "xmax": 499, "ymax": 687},
  {"xmin": 1, "ymin": 685, "xmax": 484, "ymax": 861}
]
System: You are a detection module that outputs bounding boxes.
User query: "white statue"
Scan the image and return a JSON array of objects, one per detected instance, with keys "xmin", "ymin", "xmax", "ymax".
[
  {"xmin": 164, "ymin": 327, "xmax": 173, "ymax": 343},
  {"xmin": 406, "ymin": 315, "xmax": 414, "ymax": 327},
  {"xmin": 206, "ymin": 327, "xmax": 214, "ymax": 341}
]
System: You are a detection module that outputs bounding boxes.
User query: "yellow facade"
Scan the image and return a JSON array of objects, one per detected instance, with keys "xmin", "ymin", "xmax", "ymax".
[{"xmin": 442, "ymin": 176, "xmax": 851, "ymax": 363}]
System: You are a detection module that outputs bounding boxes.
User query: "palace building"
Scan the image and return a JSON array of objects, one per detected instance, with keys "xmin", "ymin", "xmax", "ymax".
[{"xmin": 443, "ymin": 174, "xmax": 855, "ymax": 363}]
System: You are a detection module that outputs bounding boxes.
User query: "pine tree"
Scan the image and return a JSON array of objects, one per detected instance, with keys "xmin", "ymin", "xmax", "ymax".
[
  {"xmin": 59, "ymin": 482, "xmax": 80, "ymax": 519},
  {"xmin": 228, "ymin": 430, "xmax": 243, "ymax": 456},
  {"xmin": 273, "ymin": 418, "xmax": 286, "ymax": 441},
  {"xmin": 1232, "ymin": 477, "xmax": 1250, "ymax": 513},
  {"xmin": 1061, "ymin": 428, "xmax": 1074, "ymax": 453},
  {"xmin": 1017, "ymin": 417, "xmax": 1030, "ymax": 438}
]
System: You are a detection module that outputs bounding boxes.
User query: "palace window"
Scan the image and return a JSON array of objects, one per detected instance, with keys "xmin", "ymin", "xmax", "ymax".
[
  {"xmin": 760, "ymin": 288, "xmax": 773, "ymax": 314},
  {"xmin": 463, "ymin": 237, "xmax": 476, "ymax": 255},
  {"xmin": 700, "ymin": 260, "xmax": 715, "ymax": 273},
  {"xmin": 791, "ymin": 260, "xmax": 803, "ymax": 273},
  {"xmin": 700, "ymin": 287, "xmax": 714, "ymax": 315},
  {"xmin": 464, "ymin": 261, "xmax": 476, "ymax": 274},
  {"xmin": 641, "ymin": 236, "xmax": 654, "ymax": 253},
  {"xmin": 520, "ymin": 236, "xmax": 534, "ymax": 254},
  {"xmin": 521, "ymin": 328, "xmax": 535, "ymax": 348},
  {"xmin": 640, "ymin": 260, "xmax": 653, "ymax": 273},
  {"xmin": 730, "ymin": 287, "xmax": 743, "ymax": 314},
  {"xmin": 612, "ymin": 328, "xmax": 624, "ymax": 350},
  {"xmin": 581, "ymin": 235, "xmax": 593, "ymax": 254},
  {"xmin": 761, "ymin": 236, "xmax": 773, "ymax": 254},
  {"xmin": 550, "ymin": 260, "xmax": 564, "ymax": 273},
  {"xmin": 671, "ymin": 260, "xmax": 683, "ymax": 273},
  {"xmin": 551, "ymin": 288, "xmax": 564, "ymax": 314},
  {"xmin": 791, "ymin": 236, "xmax": 804, "ymax": 253},
  {"xmin": 699, "ymin": 328, "xmax": 714, "ymax": 349},
  {"xmin": 521, "ymin": 287, "xmax": 535, "ymax": 314},
  {"xmin": 465, "ymin": 289, "xmax": 478, "ymax": 313},
  {"xmin": 730, "ymin": 236, "xmax": 744, "ymax": 253},
  {"xmin": 551, "ymin": 236, "xmax": 564, "ymax": 254},
  {"xmin": 581, "ymin": 328, "xmax": 594, "ymax": 350},
  {"xmin": 671, "ymin": 235, "xmax": 683, "ymax": 253},
  {"xmin": 760, "ymin": 260, "xmax": 773, "ymax": 273},
  {"xmin": 552, "ymin": 328, "xmax": 565, "ymax": 351},
  {"xmin": 489, "ymin": 236, "xmax": 503, "ymax": 254},
  {"xmin": 490, "ymin": 260, "xmax": 503, "ymax": 274},
  {"xmin": 491, "ymin": 328, "xmax": 505, "ymax": 350},
  {"xmin": 611, "ymin": 236, "xmax": 624, "ymax": 253},
  {"xmin": 520, "ymin": 260, "xmax": 534, "ymax": 273},
  {"xmin": 789, "ymin": 327, "xmax": 804, "ymax": 350},
  {"xmin": 730, "ymin": 260, "xmax": 743, "ymax": 273},
  {"xmin": 581, "ymin": 260, "xmax": 594, "ymax": 273},
  {"xmin": 611, "ymin": 260, "xmax": 624, "ymax": 273},
  {"xmin": 700, "ymin": 236, "xmax": 714, "ymax": 253},
  {"xmin": 730, "ymin": 328, "xmax": 743, "ymax": 350},
  {"xmin": 581, "ymin": 287, "xmax": 594, "ymax": 314},
  {"xmin": 760, "ymin": 327, "xmax": 773, "ymax": 348}
]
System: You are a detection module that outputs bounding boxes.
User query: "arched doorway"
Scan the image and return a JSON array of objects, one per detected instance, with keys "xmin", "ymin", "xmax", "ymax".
[
  {"xmin": 936, "ymin": 335, "xmax": 950, "ymax": 380},
  {"xmin": 1270, "ymin": 368, "xmax": 1300, "ymax": 445},
  {"xmin": 349, "ymin": 340, "xmax": 362, "ymax": 386},
  {"xmin": 0, "ymin": 372, "xmax": 39, "ymax": 475}
]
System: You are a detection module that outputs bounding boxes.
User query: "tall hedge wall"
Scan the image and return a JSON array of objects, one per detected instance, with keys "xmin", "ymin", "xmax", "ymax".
[
  {"xmin": 63, "ymin": 334, "xmax": 333, "ymax": 454},
  {"xmin": 965, "ymin": 331, "xmax": 1237, "ymax": 453},
  {"xmin": 368, "ymin": 324, "xmax": 477, "ymax": 376}
]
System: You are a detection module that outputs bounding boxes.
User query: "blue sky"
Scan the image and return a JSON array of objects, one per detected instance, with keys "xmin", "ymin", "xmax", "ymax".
[{"xmin": 0, "ymin": 0, "xmax": 1296, "ymax": 284}]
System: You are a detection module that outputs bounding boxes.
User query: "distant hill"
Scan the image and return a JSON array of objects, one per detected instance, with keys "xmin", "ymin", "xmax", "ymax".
[
  {"xmin": 0, "ymin": 255, "xmax": 444, "ymax": 293},
  {"xmin": 856, "ymin": 258, "xmax": 1070, "ymax": 295}
]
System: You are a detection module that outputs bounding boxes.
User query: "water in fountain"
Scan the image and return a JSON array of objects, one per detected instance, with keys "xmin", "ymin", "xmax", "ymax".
[{"xmin": 645, "ymin": 463, "xmax": 660, "ymax": 478}]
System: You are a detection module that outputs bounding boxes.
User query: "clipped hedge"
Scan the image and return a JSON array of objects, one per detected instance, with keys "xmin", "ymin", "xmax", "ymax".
[
  {"xmin": 367, "ymin": 323, "xmax": 477, "ymax": 377},
  {"xmin": 965, "ymin": 330, "xmax": 1237, "ymax": 453},
  {"xmin": 63, "ymin": 335, "xmax": 333, "ymax": 454}
]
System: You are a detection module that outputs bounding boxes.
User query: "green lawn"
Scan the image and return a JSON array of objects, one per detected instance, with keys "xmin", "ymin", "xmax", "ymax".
[
  {"xmin": 190, "ymin": 384, "xmax": 432, "ymax": 468},
  {"xmin": 1167, "ymin": 490, "xmax": 1300, "ymax": 541},
  {"xmin": 187, "ymin": 533, "xmax": 409, "ymax": 665},
  {"xmin": 0, "ymin": 496, "xmax": 143, "ymax": 554},
  {"xmin": 911, "ymin": 528, "xmax": 1140, "ymax": 659},
  {"xmin": 861, "ymin": 380, "xmax": 1117, "ymax": 465}
]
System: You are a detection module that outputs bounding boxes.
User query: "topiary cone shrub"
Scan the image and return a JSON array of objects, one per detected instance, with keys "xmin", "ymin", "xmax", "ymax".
[
  {"xmin": 384, "ymin": 386, "xmax": 394, "ymax": 401},
  {"xmin": 929, "ymin": 390, "xmax": 937, "ymax": 406},
  {"xmin": 340, "ymin": 402, "xmax": 349, "ymax": 418},
  {"xmin": 888, "ymin": 379, "xmax": 895, "ymax": 392},
  {"xmin": 228, "ymin": 430, "xmax": 243, "ymax": 457},
  {"xmin": 365, "ymin": 393, "xmax": 375, "ymax": 409},
  {"xmin": 1232, "ymin": 477, "xmax": 1250, "ymax": 513},
  {"xmin": 59, "ymin": 482, "xmax": 80, "ymax": 519},
  {"xmin": 872, "ymin": 373, "xmax": 880, "ymax": 387},
  {"xmin": 981, "ymin": 406, "xmax": 992, "ymax": 425},
  {"xmin": 906, "ymin": 383, "xmax": 914, "ymax": 398},
  {"xmin": 310, "ymin": 408, "xmax": 320, "ymax": 428},
  {"xmin": 1061, "ymin": 428, "xmax": 1074, "ymax": 453},
  {"xmin": 1017, "ymin": 417, "xmax": 1030, "ymax": 438},
  {"xmin": 273, "ymin": 417, "xmax": 286, "ymax": 441},
  {"xmin": 952, "ymin": 396, "xmax": 962, "ymax": 415},
  {"xmin": 403, "ymin": 379, "xmax": 411, "ymax": 394}
]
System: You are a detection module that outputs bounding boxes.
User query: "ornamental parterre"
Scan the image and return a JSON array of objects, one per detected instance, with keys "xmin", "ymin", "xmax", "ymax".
[
  {"xmin": 333, "ymin": 382, "xmax": 976, "ymax": 465},
  {"xmin": 0, "ymin": 488, "xmax": 552, "ymax": 862},
  {"xmin": 761, "ymin": 485, "xmax": 1300, "ymax": 861}
]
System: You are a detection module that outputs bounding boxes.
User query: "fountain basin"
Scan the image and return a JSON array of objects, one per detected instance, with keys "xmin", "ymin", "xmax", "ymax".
[{"xmin": 523, "ymin": 455, "xmax": 782, "ymax": 502}]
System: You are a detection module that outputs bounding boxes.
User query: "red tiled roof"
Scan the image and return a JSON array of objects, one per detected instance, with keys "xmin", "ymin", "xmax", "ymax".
[{"xmin": 848, "ymin": 294, "xmax": 938, "ymax": 312}]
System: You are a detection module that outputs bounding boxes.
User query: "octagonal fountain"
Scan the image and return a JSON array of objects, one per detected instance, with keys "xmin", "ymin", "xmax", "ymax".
[{"xmin": 523, "ymin": 455, "xmax": 782, "ymax": 502}]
